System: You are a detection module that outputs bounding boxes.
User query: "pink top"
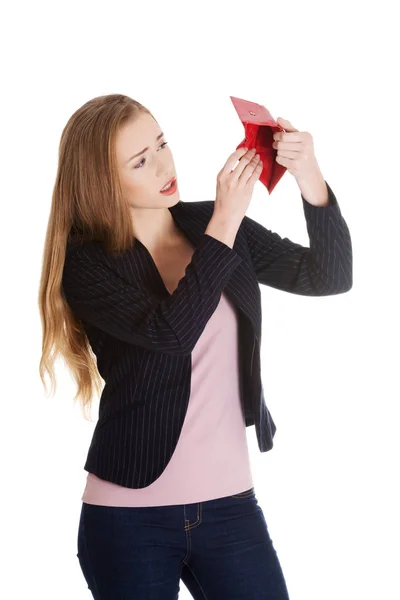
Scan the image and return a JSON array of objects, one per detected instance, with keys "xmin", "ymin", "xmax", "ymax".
[{"xmin": 81, "ymin": 291, "xmax": 254, "ymax": 507}]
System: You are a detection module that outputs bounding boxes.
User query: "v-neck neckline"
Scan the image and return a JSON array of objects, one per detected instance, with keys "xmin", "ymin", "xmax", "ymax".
[{"xmin": 133, "ymin": 202, "xmax": 196, "ymax": 297}]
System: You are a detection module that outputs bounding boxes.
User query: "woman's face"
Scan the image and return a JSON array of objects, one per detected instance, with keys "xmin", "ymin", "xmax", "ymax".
[{"xmin": 116, "ymin": 111, "xmax": 179, "ymax": 208}]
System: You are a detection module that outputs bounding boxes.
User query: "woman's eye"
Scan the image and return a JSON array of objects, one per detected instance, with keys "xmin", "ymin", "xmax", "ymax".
[{"xmin": 134, "ymin": 141, "xmax": 169, "ymax": 169}]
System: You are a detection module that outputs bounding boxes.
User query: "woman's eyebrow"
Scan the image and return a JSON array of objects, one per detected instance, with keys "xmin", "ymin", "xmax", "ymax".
[{"xmin": 126, "ymin": 132, "xmax": 165, "ymax": 163}]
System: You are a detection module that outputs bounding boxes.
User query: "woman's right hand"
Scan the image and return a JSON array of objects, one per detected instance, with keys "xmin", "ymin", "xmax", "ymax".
[{"xmin": 214, "ymin": 147, "xmax": 263, "ymax": 223}]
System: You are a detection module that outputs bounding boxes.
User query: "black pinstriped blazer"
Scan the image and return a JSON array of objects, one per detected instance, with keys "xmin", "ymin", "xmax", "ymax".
[{"xmin": 62, "ymin": 180, "xmax": 352, "ymax": 489}]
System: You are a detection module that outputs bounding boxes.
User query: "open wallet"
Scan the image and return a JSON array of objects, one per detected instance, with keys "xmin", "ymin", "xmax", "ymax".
[{"xmin": 230, "ymin": 96, "xmax": 287, "ymax": 194}]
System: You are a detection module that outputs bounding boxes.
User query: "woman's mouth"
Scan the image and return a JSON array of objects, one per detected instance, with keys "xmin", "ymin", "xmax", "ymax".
[{"xmin": 160, "ymin": 178, "xmax": 177, "ymax": 195}]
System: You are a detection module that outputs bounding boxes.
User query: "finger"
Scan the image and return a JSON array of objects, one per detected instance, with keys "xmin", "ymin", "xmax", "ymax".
[
  {"xmin": 235, "ymin": 153, "xmax": 260, "ymax": 180},
  {"xmin": 219, "ymin": 147, "xmax": 248, "ymax": 177},
  {"xmin": 226, "ymin": 148, "xmax": 256, "ymax": 175},
  {"xmin": 275, "ymin": 132, "xmax": 304, "ymax": 143},
  {"xmin": 276, "ymin": 150, "xmax": 299, "ymax": 159},
  {"xmin": 248, "ymin": 160, "xmax": 263, "ymax": 184},
  {"xmin": 238, "ymin": 155, "xmax": 261, "ymax": 183},
  {"xmin": 274, "ymin": 142, "xmax": 303, "ymax": 152},
  {"xmin": 223, "ymin": 147, "xmax": 250, "ymax": 174}
]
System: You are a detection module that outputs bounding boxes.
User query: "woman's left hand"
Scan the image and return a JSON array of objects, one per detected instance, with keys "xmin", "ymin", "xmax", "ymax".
[{"xmin": 272, "ymin": 117, "xmax": 323, "ymax": 182}]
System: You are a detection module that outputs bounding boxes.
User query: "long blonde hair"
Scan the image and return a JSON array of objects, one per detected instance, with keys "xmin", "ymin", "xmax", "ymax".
[{"xmin": 38, "ymin": 94, "xmax": 154, "ymax": 421}]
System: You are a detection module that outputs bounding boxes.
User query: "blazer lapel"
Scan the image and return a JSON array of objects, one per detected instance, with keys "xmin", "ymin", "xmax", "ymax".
[{"xmin": 106, "ymin": 200, "xmax": 262, "ymax": 338}]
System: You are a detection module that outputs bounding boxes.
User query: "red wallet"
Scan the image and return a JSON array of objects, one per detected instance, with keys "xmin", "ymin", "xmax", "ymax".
[{"xmin": 230, "ymin": 96, "xmax": 287, "ymax": 194}]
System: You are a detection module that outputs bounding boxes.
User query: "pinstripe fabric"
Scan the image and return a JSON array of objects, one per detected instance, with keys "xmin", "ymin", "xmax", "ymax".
[{"xmin": 62, "ymin": 179, "xmax": 352, "ymax": 488}]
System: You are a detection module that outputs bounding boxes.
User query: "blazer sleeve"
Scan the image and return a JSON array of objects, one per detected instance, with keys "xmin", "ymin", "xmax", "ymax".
[
  {"xmin": 242, "ymin": 180, "xmax": 353, "ymax": 295},
  {"xmin": 62, "ymin": 233, "xmax": 242, "ymax": 355}
]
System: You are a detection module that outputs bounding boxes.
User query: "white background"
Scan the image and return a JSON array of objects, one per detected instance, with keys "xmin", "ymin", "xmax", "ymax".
[{"xmin": 2, "ymin": 0, "xmax": 399, "ymax": 598}]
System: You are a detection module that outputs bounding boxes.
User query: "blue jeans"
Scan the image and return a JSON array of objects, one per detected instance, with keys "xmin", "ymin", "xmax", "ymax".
[{"xmin": 76, "ymin": 486, "xmax": 290, "ymax": 599}]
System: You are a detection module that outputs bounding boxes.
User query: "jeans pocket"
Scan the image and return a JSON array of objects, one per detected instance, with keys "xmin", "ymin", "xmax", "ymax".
[{"xmin": 76, "ymin": 506, "xmax": 100, "ymax": 596}]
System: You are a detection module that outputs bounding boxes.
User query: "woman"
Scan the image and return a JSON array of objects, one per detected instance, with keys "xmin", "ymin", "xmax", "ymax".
[{"xmin": 38, "ymin": 93, "xmax": 352, "ymax": 599}]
